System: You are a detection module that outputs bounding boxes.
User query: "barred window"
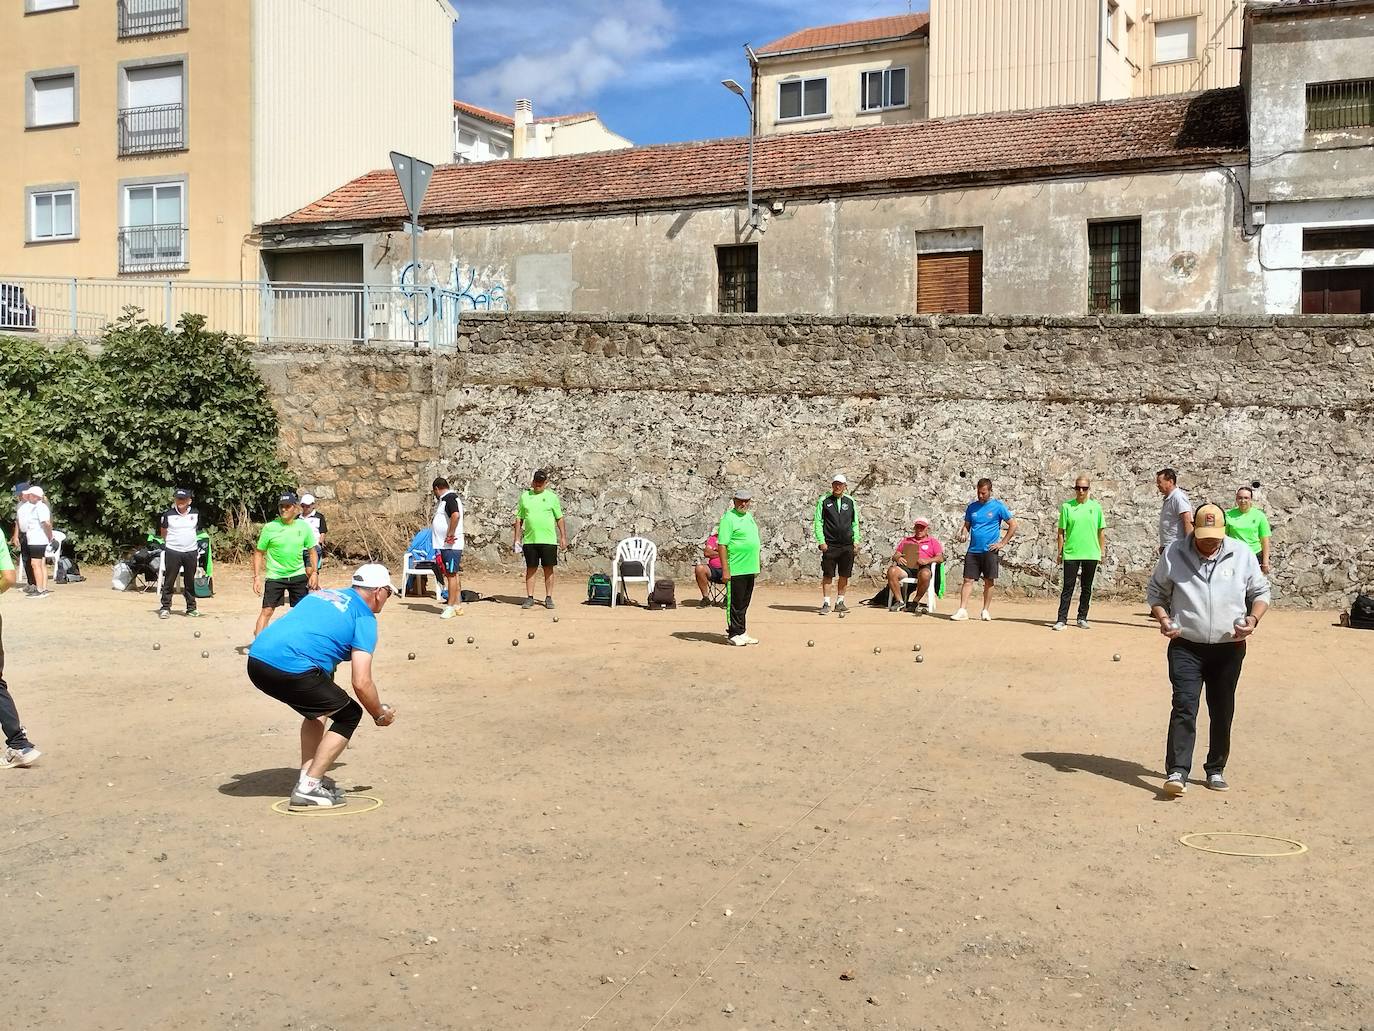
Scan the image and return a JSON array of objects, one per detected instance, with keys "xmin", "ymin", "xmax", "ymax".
[
  {"xmin": 717, "ymin": 245, "xmax": 758, "ymax": 314},
  {"xmin": 1306, "ymin": 78, "xmax": 1374, "ymax": 131},
  {"xmin": 1088, "ymin": 220, "xmax": 1141, "ymax": 315}
]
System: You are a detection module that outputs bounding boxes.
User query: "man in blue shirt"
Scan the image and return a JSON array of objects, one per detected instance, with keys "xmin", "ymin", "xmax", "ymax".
[
  {"xmin": 247, "ymin": 563, "xmax": 400, "ymax": 810},
  {"xmin": 952, "ymin": 477, "xmax": 1017, "ymax": 622}
]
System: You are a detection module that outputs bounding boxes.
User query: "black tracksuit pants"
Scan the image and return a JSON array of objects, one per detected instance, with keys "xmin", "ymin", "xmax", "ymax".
[
  {"xmin": 726, "ymin": 574, "xmax": 755, "ymax": 639},
  {"xmin": 0, "ymin": 614, "xmax": 35, "ymax": 752},
  {"xmin": 160, "ymin": 549, "xmax": 198, "ymax": 612},
  {"xmin": 1166, "ymin": 638, "xmax": 1245, "ymax": 778}
]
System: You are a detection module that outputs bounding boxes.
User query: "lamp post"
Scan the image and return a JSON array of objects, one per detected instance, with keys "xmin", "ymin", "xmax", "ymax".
[{"xmin": 721, "ymin": 78, "xmax": 760, "ymax": 230}]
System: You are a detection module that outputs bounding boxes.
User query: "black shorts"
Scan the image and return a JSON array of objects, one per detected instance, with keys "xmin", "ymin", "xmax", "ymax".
[
  {"xmin": 962, "ymin": 551, "xmax": 1000, "ymax": 582},
  {"xmin": 247, "ymin": 657, "xmax": 350, "ymax": 719},
  {"xmin": 821, "ymin": 544, "xmax": 855, "ymax": 578},
  {"xmin": 523, "ymin": 543, "xmax": 558, "ymax": 569},
  {"xmin": 25, "ymin": 544, "xmax": 47, "ymax": 561},
  {"xmin": 262, "ymin": 574, "xmax": 310, "ymax": 609}
]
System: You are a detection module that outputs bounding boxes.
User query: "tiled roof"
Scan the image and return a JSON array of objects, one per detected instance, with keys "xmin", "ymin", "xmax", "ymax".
[
  {"xmin": 756, "ymin": 13, "xmax": 930, "ymax": 55},
  {"xmin": 270, "ymin": 88, "xmax": 1247, "ymax": 230},
  {"xmin": 454, "ymin": 100, "xmax": 513, "ymax": 127}
]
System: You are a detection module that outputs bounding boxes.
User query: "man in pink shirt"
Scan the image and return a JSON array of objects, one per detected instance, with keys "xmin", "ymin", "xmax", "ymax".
[
  {"xmin": 885, "ymin": 518, "xmax": 943, "ymax": 613},
  {"xmin": 693, "ymin": 532, "xmax": 724, "ymax": 607}
]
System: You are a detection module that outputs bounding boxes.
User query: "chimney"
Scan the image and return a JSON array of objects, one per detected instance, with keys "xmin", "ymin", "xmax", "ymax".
[{"xmin": 513, "ymin": 98, "xmax": 533, "ymax": 158}]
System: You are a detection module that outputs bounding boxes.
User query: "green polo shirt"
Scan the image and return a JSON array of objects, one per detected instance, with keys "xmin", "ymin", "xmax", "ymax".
[
  {"xmin": 1058, "ymin": 498, "xmax": 1106, "ymax": 561},
  {"xmin": 517, "ymin": 489, "xmax": 563, "ymax": 545},
  {"xmin": 0, "ymin": 541, "xmax": 12, "ymax": 573},
  {"xmin": 256, "ymin": 518, "xmax": 317, "ymax": 580},
  {"xmin": 1225, "ymin": 507, "xmax": 1271, "ymax": 554},
  {"xmin": 716, "ymin": 507, "xmax": 761, "ymax": 577}
]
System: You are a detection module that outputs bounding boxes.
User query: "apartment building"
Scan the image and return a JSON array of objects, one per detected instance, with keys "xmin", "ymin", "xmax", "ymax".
[
  {"xmin": 453, "ymin": 99, "xmax": 630, "ymax": 163},
  {"xmin": 2, "ymin": 0, "xmax": 454, "ymax": 283},
  {"xmin": 751, "ymin": 2, "xmax": 1245, "ymax": 135}
]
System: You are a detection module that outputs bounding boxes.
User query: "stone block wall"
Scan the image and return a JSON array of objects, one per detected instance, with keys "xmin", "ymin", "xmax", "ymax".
[{"xmin": 255, "ymin": 313, "xmax": 1374, "ymax": 607}]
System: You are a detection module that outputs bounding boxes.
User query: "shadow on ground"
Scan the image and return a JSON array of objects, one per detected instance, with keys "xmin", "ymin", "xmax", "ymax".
[
  {"xmin": 670, "ymin": 631, "xmax": 729, "ymax": 646},
  {"xmin": 1022, "ymin": 751, "xmax": 1167, "ymax": 796},
  {"xmin": 217, "ymin": 766, "xmax": 355, "ymax": 798}
]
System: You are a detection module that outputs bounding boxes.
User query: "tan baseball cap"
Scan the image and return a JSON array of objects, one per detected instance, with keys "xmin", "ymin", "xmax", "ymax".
[{"xmin": 1194, "ymin": 503, "xmax": 1226, "ymax": 540}]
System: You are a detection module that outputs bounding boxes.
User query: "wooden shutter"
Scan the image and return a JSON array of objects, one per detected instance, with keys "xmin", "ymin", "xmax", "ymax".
[{"xmin": 917, "ymin": 251, "xmax": 983, "ymax": 314}]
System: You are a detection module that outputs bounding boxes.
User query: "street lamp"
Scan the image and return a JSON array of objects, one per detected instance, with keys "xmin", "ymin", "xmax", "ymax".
[{"xmin": 721, "ymin": 78, "xmax": 760, "ymax": 230}]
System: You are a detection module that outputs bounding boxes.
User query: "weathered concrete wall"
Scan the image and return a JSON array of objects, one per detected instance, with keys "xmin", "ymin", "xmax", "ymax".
[{"xmin": 256, "ymin": 312, "xmax": 1374, "ymax": 608}]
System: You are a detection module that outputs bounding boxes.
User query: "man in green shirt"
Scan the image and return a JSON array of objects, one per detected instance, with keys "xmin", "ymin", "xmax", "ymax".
[
  {"xmin": 513, "ymin": 469, "xmax": 567, "ymax": 610},
  {"xmin": 1226, "ymin": 487, "xmax": 1272, "ymax": 574},
  {"xmin": 717, "ymin": 490, "xmax": 761, "ymax": 646},
  {"xmin": 1054, "ymin": 476, "xmax": 1107, "ymax": 630},
  {"xmin": 253, "ymin": 493, "xmax": 319, "ymax": 637},
  {"xmin": 1, "ymin": 541, "xmax": 42, "ymax": 768}
]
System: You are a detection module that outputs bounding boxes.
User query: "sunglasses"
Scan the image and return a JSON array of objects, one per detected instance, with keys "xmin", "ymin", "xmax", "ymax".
[{"xmin": 1074, "ymin": 485, "xmax": 1090, "ymax": 490}]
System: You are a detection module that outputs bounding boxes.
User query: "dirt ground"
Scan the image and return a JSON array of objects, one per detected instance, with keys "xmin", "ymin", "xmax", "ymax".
[{"xmin": 2, "ymin": 565, "xmax": 1371, "ymax": 1030}]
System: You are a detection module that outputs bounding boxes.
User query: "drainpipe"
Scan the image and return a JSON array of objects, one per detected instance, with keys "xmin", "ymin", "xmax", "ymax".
[{"xmin": 1096, "ymin": 0, "xmax": 1105, "ymax": 100}]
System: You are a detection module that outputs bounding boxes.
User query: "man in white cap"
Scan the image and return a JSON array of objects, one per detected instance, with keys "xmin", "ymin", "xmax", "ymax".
[
  {"xmin": 156, "ymin": 487, "xmax": 203, "ymax": 619},
  {"xmin": 19, "ymin": 486, "xmax": 52, "ymax": 598},
  {"xmin": 1147, "ymin": 503, "xmax": 1270, "ymax": 797},
  {"xmin": 716, "ymin": 490, "xmax": 761, "ymax": 645},
  {"xmin": 299, "ymin": 493, "xmax": 328, "ymax": 570},
  {"xmin": 246, "ymin": 563, "xmax": 399, "ymax": 810},
  {"xmin": 813, "ymin": 474, "xmax": 861, "ymax": 615}
]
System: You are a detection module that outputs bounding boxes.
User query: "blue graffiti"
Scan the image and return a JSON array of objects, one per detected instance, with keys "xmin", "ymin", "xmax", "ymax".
[{"xmin": 399, "ymin": 260, "xmax": 508, "ymax": 327}]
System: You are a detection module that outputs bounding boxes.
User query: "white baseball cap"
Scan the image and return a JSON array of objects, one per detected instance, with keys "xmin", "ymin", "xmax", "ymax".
[
  {"xmin": 831, "ymin": 473, "xmax": 847, "ymax": 485},
  {"xmin": 300, "ymin": 493, "xmax": 316, "ymax": 505},
  {"xmin": 352, "ymin": 563, "xmax": 399, "ymax": 593},
  {"xmin": 29, "ymin": 486, "xmax": 44, "ymax": 499}
]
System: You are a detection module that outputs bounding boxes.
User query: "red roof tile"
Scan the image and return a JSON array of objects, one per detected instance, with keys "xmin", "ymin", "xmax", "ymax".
[
  {"xmin": 453, "ymin": 100, "xmax": 514, "ymax": 127},
  {"xmin": 270, "ymin": 88, "xmax": 1247, "ymax": 230},
  {"xmin": 756, "ymin": 13, "xmax": 930, "ymax": 55}
]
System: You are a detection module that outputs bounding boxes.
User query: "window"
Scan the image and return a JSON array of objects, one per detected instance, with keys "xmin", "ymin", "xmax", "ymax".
[
  {"xmin": 717, "ymin": 245, "xmax": 758, "ymax": 313},
  {"xmin": 117, "ymin": 0, "xmax": 187, "ymax": 38},
  {"xmin": 860, "ymin": 68, "xmax": 908, "ymax": 112},
  {"xmin": 489, "ymin": 142, "xmax": 509, "ymax": 159},
  {"xmin": 26, "ymin": 0, "xmax": 78, "ymax": 11},
  {"xmin": 120, "ymin": 180, "xmax": 186, "ymax": 273},
  {"xmin": 917, "ymin": 252, "xmax": 983, "ymax": 314},
  {"xmin": 1302, "ymin": 268, "xmax": 1374, "ymax": 314},
  {"xmin": 1304, "ymin": 226, "xmax": 1374, "ymax": 251},
  {"xmin": 26, "ymin": 71, "xmax": 77, "ymax": 128},
  {"xmin": 1088, "ymin": 219, "xmax": 1141, "ymax": 314},
  {"xmin": 28, "ymin": 188, "xmax": 77, "ymax": 242},
  {"xmin": 1106, "ymin": 1, "xmax": 1119, "ymax": 49},
  {"xmin": 118, "ymin": 61, "xmax": 185, "ymax": 154},
  {"xmin": 1153, "ymin": 18, "xmax": 1196, "ymax": 64},
  {"xmin": 1306, "ymin": 79, "xmax": 1374, "ymax": 131},
  {"xmin": 778, "ymin": 77, "xmax": 827, "ymax": 120}
]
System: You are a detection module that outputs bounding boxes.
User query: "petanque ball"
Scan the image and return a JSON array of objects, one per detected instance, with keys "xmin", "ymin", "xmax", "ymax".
[
  {"xmin": 408, "ymin": 652, "xmax": 416, "ymax": 661},
  {"xmin": 553, "ymin": 616, "xmax": 560, "ymax": 623},
  {"xmin": 193, "ymin": 631, "xmax": 202, "ymax": 639},
  {"xmin": 915, "ymin": 654, "xmax": 925, "ymax": 664},
  {"xmin": 873, "ymin": 646, "xmax": 882, "ymax": 655},
  {"xmin": 528, "ymin": 632, "xmax": 535, "ymax": 640},
  {"xmin": 447, "ymin": 637, "xmax": 454, "ymax": 645},
  {"xmin": 467, "ymin": 636, "xmax": 475, "ymax": 644},
  {"xmin": 153, "ymin": 643, "xmax": 161, "ymax": 651},
  {"xmin": 1113, "ymin": 653, "xmax": 1122, "ymax": 662},
  {"xmin": 512, "ymin": 639, "xmax": 519, "ymax": 647},
  {"xmin": 807, "ymin": 640, "xmax": 815, "ymax": 647},
  {"xmin": 913, "ymin": 644, "xmax": 922, "ymax": 653},
  {"xmin": 200, "ymin": 650, "xmax": 209, "ymax": 659}
]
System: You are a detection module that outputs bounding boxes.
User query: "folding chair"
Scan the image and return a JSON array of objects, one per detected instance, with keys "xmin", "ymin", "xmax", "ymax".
[{"xmin": 611, "ymin": 536, "xmax": 657, "ymax": 608}]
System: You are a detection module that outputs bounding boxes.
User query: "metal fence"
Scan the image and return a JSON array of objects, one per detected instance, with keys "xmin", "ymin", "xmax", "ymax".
[
  {"xmin": 0, "ymin": 276, "xmax": 464, "ymax": 349},
  {"xmin": 117, "ymin": 0, "xmax": 187, "ymax": 38},
  {"xmin": 118, "ymin": 103, "xmax": 185, "ymax": 155},
  {"xmin": 1306, "ymin": 78, "xmax": 1374, "ymax": 131}
]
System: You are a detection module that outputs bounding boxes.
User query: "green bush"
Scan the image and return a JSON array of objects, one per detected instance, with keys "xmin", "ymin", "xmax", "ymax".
[{"xmin": 0, "ymin": 311, "xmax": 292, "ymax": 562}]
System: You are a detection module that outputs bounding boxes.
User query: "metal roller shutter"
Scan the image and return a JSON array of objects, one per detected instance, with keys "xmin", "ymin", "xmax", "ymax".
[{"xmin": 917, "ymin": 251, "xmax": 983, "ymax": 314}]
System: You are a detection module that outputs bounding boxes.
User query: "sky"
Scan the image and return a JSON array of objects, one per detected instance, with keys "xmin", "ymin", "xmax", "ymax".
[{"xmin": 451, "ymin": 0, "xmax": 929, "ymax": 147}]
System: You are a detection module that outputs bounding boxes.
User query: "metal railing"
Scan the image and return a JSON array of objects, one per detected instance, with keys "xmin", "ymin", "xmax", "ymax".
[
  {"xmin": 118, "ymin": 103, "xmax": 185, "ymax": 155},
  {"xmin": 117, "ymin": 0, "xmax": 186, "ymax": 38},
  {"xmin": 1306, "ymin": 78, "xmax": 1374, "ymax": 131},
  {"xmin": 117, "ymin": 225, "xmax": 188, "ymax": 274},
  {"xmin": 0, "ymin": 275, "xmax": 465, "ymax": 350}
]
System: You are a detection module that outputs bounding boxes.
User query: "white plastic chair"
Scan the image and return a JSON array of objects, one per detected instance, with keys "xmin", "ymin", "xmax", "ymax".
[
  {"xmin": 899, "ymin": 563, "xmax": 941, "ymax": 613},
  {"xmin": 611, "ymin": 536, "xmax": 657, "ymax": 609},
  {"xmin": 401, "ymin": 550, "xmax": 442, "ymax": 602},
  {"xmin": 44, "ymin": 530, "xmax": 66, "ymax": 581}
]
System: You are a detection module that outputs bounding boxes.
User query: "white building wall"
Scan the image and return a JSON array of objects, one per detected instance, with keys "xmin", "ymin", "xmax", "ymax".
[{"xmin": 251, "ymin": 0, "xmax": 456, "ymax": 222}]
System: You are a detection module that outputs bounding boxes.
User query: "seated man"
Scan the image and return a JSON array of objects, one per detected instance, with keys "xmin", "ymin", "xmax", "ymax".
[
  {"xmin": 693, "ymin": 531, "xmax": 724, "ymax": 607},
  {"xmin": 885, "ymin": 518, "xmax": 944, "ymax": 612}
]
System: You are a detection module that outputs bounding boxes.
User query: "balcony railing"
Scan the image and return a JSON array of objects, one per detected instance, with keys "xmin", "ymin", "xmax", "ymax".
[
  {"xmin": 117, "ymin": 0, "xmax": 186, "ymax": 38},
  {"xmin": 118, "ymin": 224, "xmax": 188, "ymax": 274},
  {"xmin": 117, "ymin": 103, "xmax": 185, "ymax": 155}
]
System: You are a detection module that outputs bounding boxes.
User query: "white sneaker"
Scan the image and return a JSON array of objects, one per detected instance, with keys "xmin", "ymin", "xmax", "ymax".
[
  {"xmin": 1052, "ymin": 621, "xmax": 1066, "ymax": 631},
  {"xmin": 440, "ymin": 605, "xmax": 462, "ymax": 619},
  {"xmin": 729, "ymin": 635, "xmax": 749, "ymax": 646},
  {"xmin": 1076, "ymin": 619, "xmax": 1090, "ymax": 629},
  {"xmin": 980, "ymin": 609, "xmax": 993, "ymax": 621},
  {"xmin": 3, "ymin": 746, "xmax": 42, "ymax": 768},
  {"xmin": 950, "ymin": 608, "xmax": 969, "ymax": 621},
  {"xmin": 740, "ymin": 634, "xmax": 759, "ymax": 646}
]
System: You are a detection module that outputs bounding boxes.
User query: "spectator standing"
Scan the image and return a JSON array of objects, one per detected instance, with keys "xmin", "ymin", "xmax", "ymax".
[
  {"xmin": 1147, "ymin": 504, "xmax": 1270, "ymax": 796},
  {"xmin": 693, "ymin": 531, "xmax": 723, "ymax": 607},
  {"xmin": 157, "ymin": 488, "xmax": 203, "ymax": 619},
  {"xmin": 1, "ymin": 540, "xmax": 42, "ymax": 768},
  {"xmin": 814, "ymin": 474, "xmax": 861, "ymax": 615},
  {"xmin": 952, "ymin": 478, "xmax": 1016, "ymax": 622},
  {"xmin": 10, "ymin": 483, "xmax": 33, "ymax": 593},
  {"xmin": 513, "ymin": 469, "xmax": 566, "ymax": 610},
  {"xmin": 252, "ymin": 493, "xmax": 319, "ymax": 637},
  {"xmin": 1226, "ymin": 487, "xmax": 1272, "ymax": 575},
  {"xmin": 299, "ymin": 494, "xmax": 328, "ymax": 570},
  {"xmin": 20, "ymin": 486, "xmax": 52, "ymax": 599},
  {"xmin": 1156, "ymin": 468, "xmax": 1193, "ymax": 554},
  {"xmin": 431, "ymin": 477, "xmax": 465, "ymax": 620},
  {"xmin": 1054, "ymin": 476, "xmax": 1107, "ymax": 630},
  {"xmin": 717, "ymin": 491, "xmax": 761, "ymax": 646}
]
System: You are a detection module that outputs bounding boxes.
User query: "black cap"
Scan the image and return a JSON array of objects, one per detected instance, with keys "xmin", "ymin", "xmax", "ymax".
[
  {"xmin": 532, "ymin": 469, "xmax": 549, "ymax": 482},
  {"xmin": 174, "ymin": 488, "xmax": 192, "ymax": 499},
  {"xmin": 279, "ymin": 492, "xmax": 300, "ymax": 506}
]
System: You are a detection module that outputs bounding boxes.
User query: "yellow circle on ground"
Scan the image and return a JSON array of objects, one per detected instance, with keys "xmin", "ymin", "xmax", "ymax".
[
  {"xmin": 1178, "ymin": 832, "xmax": 1308, "ymax": 857},
  {"xmin": 270, "ymin": 793, "xmax": 384, "ymax": 817}
]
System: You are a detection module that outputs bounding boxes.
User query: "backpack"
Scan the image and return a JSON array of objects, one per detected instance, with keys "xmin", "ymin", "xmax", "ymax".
[
  {"xmin": 647, "ymin": 578, "xmax": 676, "ymax": 610},
  {"xmin": 586, "ymin": 573, "xmax": 612, "ymax": 606},
  {"xmin": 1349, "ymin": 594, "xmax": 1374, "ymax": 630},
  {"xmin": 194, "ymin": 574, "xmax": 214, "ymax": 598}
]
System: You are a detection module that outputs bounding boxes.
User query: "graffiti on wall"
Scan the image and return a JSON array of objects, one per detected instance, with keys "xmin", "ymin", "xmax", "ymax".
[{"xmin": 399, "ymin": 260, "xmax": 509, "ymax": 326}]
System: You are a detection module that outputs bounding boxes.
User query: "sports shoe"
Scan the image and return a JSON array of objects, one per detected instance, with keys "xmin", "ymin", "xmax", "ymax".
[
  {"xmin": 22, "ymin": 586, "xmax": 38, "ymax": 596},
  {"xmin": 3, "ymin": 746, "xmax": 42, "ymax": 768},
  {"xmin": 1206, "ymin": 773, "xmax": 1229, "ymax": 792},
  {"xmin": 739, "ymin": 634, "xmax": 759, "ymax": 646},
  {"xmin": 819, "ymin": 600, "xmax": 831, "ymax": 615},
  {"xmin": 1163, "ymin": 772, "xmax": 1188, "ymax": 796},
  {"xmin": 1052, "ymin": 621, "xmax": 1066, "ymax": 631},
  {"xmin": 1076, "ymin": 619, "xmax": 1090, "ymax": 629},
  {"xmin": 698, "ymin": 596, "xmax": 712, "ymax": 608},
  {"xmin": 440, "ymin": 605, "xmax": 460, "ymax": 619},
  {"xmin": 544, "ymin": 596, "xmax": 555, "ymax": 610},
  {"xmin": 32, "ymin": 590, "xmax": 50, "ymax": 599},
  {"xmin": 186, "ymin": 609, "xmax": 201, "ymax": 618},
  {"xmin": 835, "ymin": 600, "xmax": 849, "ymax": 614},
  {"xmin": 887, "ymin": 599, "xmax": 900, "ymax": 613},
  {"xmin": 950, "ymin": 608, "xmax": 969, "ymax": 621},
  {"xmin": 288, "ymin": 783, "xmax": 347, "ymax": 811},
  {"xmin": 320, "ymin": 777, "xmax": 347, "ymax": 802},
  {"xmin": 980, "ymin": 609, "xmax": 992, "ymax": 621},
  {"xmin": 729, "ymin": 635, "xmax": 749, "ymax": 646},
  {"xmin": 521, "ymin": 596, "xmax": 535, "ymax": 609},
  {"xmin": 158, "ymin": 608, "xmax": 171, "ymax": 620}
]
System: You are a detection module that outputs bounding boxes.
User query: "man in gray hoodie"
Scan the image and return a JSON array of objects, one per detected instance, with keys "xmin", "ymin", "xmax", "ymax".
[{"xmin": 1147, "ymin": 502, "xmax": 1270, "ymax": 797}]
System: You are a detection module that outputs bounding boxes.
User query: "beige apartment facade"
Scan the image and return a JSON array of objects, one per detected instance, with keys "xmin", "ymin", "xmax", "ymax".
[{"xmin": 2, "ymin": 0, "xmax": 454, "ymax": 285}]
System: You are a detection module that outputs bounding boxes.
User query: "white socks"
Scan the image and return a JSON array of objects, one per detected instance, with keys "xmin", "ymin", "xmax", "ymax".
[{"xmin": 837, "ymin": 594, "xmax": 845, "ymax": 603}]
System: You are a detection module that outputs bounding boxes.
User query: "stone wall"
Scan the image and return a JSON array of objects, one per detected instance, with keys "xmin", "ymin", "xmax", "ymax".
[{"xmin": 255, "ymin": 313, "xmax": 1374, "ymax": 608}]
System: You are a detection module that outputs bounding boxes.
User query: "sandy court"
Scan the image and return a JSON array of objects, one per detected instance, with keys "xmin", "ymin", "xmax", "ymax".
[{"xmin": 2, "ymin": 566, "xmax": 1372, "ymax": 1030}]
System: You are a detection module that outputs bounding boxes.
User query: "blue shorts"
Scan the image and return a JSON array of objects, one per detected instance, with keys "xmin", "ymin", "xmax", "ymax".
[{"xmin": 436, "ymin": 549, "xmax": 462, "ymax": 576}]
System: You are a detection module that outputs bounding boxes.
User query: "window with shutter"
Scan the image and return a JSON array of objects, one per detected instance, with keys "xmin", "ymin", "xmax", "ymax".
[{"xmin": 917, "ymin": 251, "xmax": 983, "ymax": 314}]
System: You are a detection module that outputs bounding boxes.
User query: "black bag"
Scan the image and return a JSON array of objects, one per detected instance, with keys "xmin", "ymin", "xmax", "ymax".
[
  {"xmin": 459, "ymin": 589, "xmax": 481, "ymax": 603},
  {"xmin": 586, "ymin": 573, "xmax": 612, "ymax": 605},
  {"xmin": 618, "ymin": 560, "xmax": 645, "ymax": 578},
  {"xmin": 1350, "ymin": 594, "xmax": 1374, "ymax": 630},
  {"xmin": 647, "ymin": 578, "xmax": 676, "ymax": 610}
]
